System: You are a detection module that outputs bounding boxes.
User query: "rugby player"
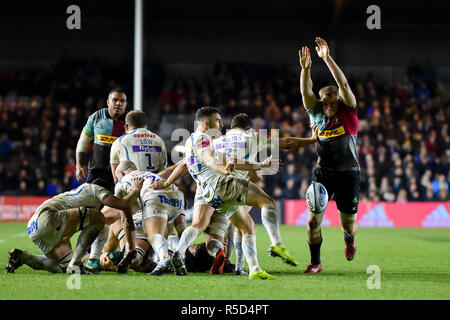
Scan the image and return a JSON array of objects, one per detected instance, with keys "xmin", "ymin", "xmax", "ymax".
[
  {"xmin": 299, "ymin": 37, "xmax": 359, "ymax": 273},
  {"xmin": 213, "ymin": 113, "xmax": 318, "ymax": 271},
  {"xmin": 114, "ymin": 160, "xmax": 185, "ymax": 276},
  {"xmin": 151, "ymin": 106, "xmax": 278, "ymax": 280},
  {"xmin": 5, "ymin": 178, "xmax": 143, "ymax": 275}
]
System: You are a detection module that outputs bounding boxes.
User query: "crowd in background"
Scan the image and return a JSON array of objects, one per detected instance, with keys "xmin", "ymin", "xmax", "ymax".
[{"xmin": 0, "ymin": 56, "xmax": 449, "ymax": 206}]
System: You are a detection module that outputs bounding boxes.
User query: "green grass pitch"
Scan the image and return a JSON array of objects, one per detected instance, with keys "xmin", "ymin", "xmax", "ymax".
[{"xmin": 0, "ymin": 222, "xmax": 449, "ymax": 300}]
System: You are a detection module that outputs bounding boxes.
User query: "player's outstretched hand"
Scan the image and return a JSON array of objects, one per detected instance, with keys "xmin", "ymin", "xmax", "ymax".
[
  {"xmin": 299, "ymin": 46, "xmax": 312, "ymax": 70},
  {"xmin": 75, "ymin": 165, "xmax": 87, "ymax": 183},
  {"xmin": 261, "ymin": 156, "xmax": 282, "ymax": 169},
  {"xmin": 131, "ymin": 178, "xmax": 144, "ymax": 192},
  {"xmin": 314, "ymin": 37, "xmax": 330, "ymax": 60}
]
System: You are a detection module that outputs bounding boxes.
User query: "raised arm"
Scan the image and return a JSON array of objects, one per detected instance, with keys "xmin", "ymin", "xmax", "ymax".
[
  {"xmin": 279, "ymin": 124, "xmax": 318, "ymax": 149},
  {"xmin": 299, "ymin": 46, "xmax": 317, "ymax": 110},
  {"xmin": 315, "ymin": 37, "xmax": 356, "ymax": 107}
]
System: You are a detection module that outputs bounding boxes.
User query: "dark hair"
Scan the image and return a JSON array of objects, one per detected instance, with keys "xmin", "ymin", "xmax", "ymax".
[
  {"xmin": 195, "ymin": 106, "xmax": 220, "ymax": 121},
  {"xmin": 108, "ymin": 88, "xmax": 126, "ymax": 97},
  {"xmin": 125, "ymin": 110, "xmax": 147, "ymax": 128},
  {"xmin": 231, "ymin": 113, "xmax": 253, "ymax": 130}
]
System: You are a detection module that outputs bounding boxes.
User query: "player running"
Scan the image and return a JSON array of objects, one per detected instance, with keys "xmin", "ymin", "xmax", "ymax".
[
  {"xmin": 299, "ymin": 37, "xmax": 360, "ymax": 273},
  {"xmin": 213, "ymin": 113, "xmax": 318, "ymax": 270},
  {"xmin": 151, "ymin": 107, "xmax": 279, "ymax": 280},
  {"xmin": 5, "ymin": 178, "xmax": 143, "ymax": 275}
]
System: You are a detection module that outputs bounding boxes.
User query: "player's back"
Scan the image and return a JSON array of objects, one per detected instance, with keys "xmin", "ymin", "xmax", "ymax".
[
  {"xmin": 115, "ymin": 128, "xmax": 167, "ymax": 173},
  {"xmin": 41, "ymin": 183, "xmax": 110, "ymax": 212},
  {"xmin": 214, "ymin": 128, "xmax": 267, "ymax": 179},
  {"xmin": 184, "ymin": 131, "xmax": 222, "ymax": 192}
]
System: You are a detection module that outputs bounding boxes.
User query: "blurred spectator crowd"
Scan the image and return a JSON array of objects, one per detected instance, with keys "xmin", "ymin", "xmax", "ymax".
[{"xmin": 0, "ymin": 56, "xmax": 449, "ymax": 206}]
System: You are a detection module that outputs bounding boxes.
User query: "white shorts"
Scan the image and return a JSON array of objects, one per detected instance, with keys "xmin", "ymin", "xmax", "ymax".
[
  {"xmin": 142, "ymin": 189, "xmax": 185, "ymax": 224},
  {"xmin": 205, "ymin": 212, "xmax": 230, "ymax": 238},
  {"xmin": 118, "ymin": 210, "xmax": 148, "ymax": 243},
  {"xmin": 27, "ymin": 205, "xmax": 69, "ymax": 255},
  {"xmin": 196, "ymin": 175, "xmax": 250, "ymax": 219}
]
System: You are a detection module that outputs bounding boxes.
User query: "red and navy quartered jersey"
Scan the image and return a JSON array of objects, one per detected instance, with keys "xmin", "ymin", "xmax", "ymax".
[
  {"xmin": 307, "ymin": 100, "xmax": 359, "ymax": 171},
  {"xmin": 83, "ymin": 108, "xmax": 126, "ymax": 172}
]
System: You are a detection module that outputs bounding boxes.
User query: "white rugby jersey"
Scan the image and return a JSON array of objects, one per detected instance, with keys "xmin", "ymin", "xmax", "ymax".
[
  {"xmin": 213, "ymin": 128, "xmax": 272, "ymax": 179},
  {"xmin": 184, "ymin": 130, "xmax": 222, "ymax": 198},
  {"xmin": 114, "ymin": 170, "xmax": 182, "ymax": 211},
  {"xmin": 40, "ymin": 183, "xmax": 111, "ymax": 211},
  {"xmin": 110, "ymin": 128, "xmax": 167, "ymax": 173}
]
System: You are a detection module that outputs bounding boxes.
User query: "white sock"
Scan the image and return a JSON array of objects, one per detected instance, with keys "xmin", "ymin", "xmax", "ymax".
[
  {"xmin": 21, "ymin": 252, "xmax": 64, "ymax": 273},
  {"xmin": 242, "ymin": 235, "xmax": 261, "ymax": 273},
  {"xmin": 89, "ymin": 224, "xmax": 109, "ymax": 260},
  {"xmin": 225, "ymin": 224, "xmax": 235, "ymax": 261},
  {"xmin": 261, "ymin": 205, "xmax": 282, "ymax": 246},
  {"xmin": 233, "ymin": 232, "xmax": 244, "ymax": 270},
  {"xmin": 175, "ymin": 226, "xmax": 199, "ymax": 258},
  {"xmin": 151, "ymin": 234, "xmax": 169, "ymax": 261},
  {"xmin": 206, "ymin": 239, "xmax": 223, "ymax": 258},
  {"xmin": 69, "ymin": 225, "xmax": 100, "ymax": 267},
  {"xmin": 167, "ymin": 235, "xmax": 179, "ymax": 252}
]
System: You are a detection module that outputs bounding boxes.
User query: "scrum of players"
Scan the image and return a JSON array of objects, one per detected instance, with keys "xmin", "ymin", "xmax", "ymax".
[{"xmin": 5, "ymin": 107, "xmax": 317, "ymax": 280}]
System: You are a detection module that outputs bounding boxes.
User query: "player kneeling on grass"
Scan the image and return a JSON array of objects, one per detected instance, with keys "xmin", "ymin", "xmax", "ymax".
[{"xmin": 5, "ymin": 178, "xmax": 143, "ymax": 275}]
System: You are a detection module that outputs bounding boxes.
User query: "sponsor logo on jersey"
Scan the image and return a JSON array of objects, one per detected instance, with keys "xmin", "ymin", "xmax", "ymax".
[
  {"xmin": 215, "ymin": 141, "xmax": 247, "ymax": 149},
  {"xmin": 196, "ymin": 137, "xmax": 211, "ymax": 149},
  {"xmin": 131, "ymin": 145, "xmax": 162, "ymax": 152},
  {"xmin": 318, "ymin": 125, "xmax": 346, "ymax": 139},
  {"xmin": 133, "ymin": 133, "xmax": 156, "ymax": 138},
  {"xmin": 96, "ymin": 134, "xmax": 118, "ymax": 144}
]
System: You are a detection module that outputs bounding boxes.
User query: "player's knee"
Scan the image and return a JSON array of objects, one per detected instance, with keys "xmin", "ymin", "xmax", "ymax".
[
  {"xmin": 88, "ymin": 210, "xmax": 105, "ymax": 230},
  {"xmin": 239, "ymin": 218, "xmax": 255, "ymax": 236},
  {"xmin": 307, "ymin": 212, "xmax": 323, "ymax": 231}
]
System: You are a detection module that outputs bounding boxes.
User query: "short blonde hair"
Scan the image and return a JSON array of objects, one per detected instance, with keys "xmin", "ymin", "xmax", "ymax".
[{"xmin": 319, "ymin": 85, "xmax": 338, "ymax": 100}]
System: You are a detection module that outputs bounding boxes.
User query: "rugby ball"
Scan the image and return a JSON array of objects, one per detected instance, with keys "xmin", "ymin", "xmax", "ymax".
[{"xmin": 306, "ymin": 182, "xmax": 328, "ymax": 214}]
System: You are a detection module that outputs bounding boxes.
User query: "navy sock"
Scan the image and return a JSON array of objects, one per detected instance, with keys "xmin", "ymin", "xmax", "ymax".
[
  {"xmin": 344, "ymin": 234, "xmax": 354, "ymax": 244},
  {"xmin": 308, "ymin": 240, "xmax": 322, "ymax": 265}
]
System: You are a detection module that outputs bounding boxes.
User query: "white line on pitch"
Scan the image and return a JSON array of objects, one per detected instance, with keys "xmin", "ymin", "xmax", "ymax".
[{"xmin": 12, "ymin": 232, "xmax": 27, "ymax": 238}]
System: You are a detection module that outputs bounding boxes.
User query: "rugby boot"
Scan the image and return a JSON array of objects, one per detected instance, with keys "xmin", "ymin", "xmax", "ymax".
[
  {"xmin": 5, "ymin": 249, "xmax": 23, "ymax": 273},
  {"xmin": 234, "ymin": 268, "xmax": 249, "ymax": 276},
  {"xmin": 210, "ymin": 248, "xmax": 226, "ymax": 274},
  {"xmin": 304, "ymin": 263, "xmax": 322, "ymax": 274},
  {"xmin": 345, "ymin": 241, "xmax": 356, "ymax": 261},
  {"xmin": 147, "ymin": 258, "xmax": 173, "ymax": 276},
  {"xmin": 249, "ymin": 270, "xmax": 277, "ymax": 280},
  {"xmin": 117, "ymin": 249, "xmax": 137, "ymax": 274},
  {"xmin": 83, "ymin": 259, "xmax": 101, "ymax": 274},
  {"xmin": 268, "ymin": 245, "xmax": 298, "ymax": 266},
  {"xmin": 171, "ymin": 251, "xmax": 188, "ymax": 276}
]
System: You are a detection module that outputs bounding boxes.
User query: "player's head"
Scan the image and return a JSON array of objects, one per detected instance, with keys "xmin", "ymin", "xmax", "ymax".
[
  {"xmin": 125, "ymin": 110, "xmax": 147, "ymax": 132},
  {"xmin": 319, "ymin": 85, "xmax": 339, "ymax": 118},
  {"xmin": 107, "ymin": 88, "xmax": 127, "ymax": 119},
  {"xmin": 115, "ymin": 160, "xmax": 137, "ymax": 180},
  {"xmin": 195, "ymin": 106, "xmax": 223, "ymax": 133},
  {"xmin": 231, "ymin": 113, "xmax": 253, "ymax": 130}
]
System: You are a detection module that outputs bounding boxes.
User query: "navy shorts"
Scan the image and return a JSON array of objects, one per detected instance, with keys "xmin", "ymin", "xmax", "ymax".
[{"xmin": 311, "ymin": 167, "xmax": 360, "ymax": 214}]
